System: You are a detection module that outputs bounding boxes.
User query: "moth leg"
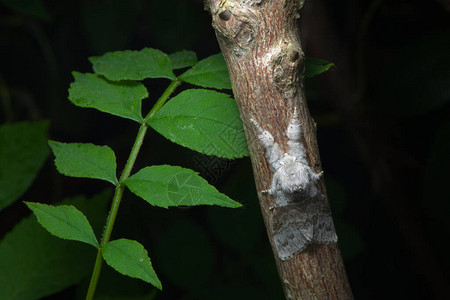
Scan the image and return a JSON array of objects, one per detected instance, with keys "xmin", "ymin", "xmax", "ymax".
[
  {"xmin": 262, "ymin": 175, "xmax": 277, "ymax": 195},
  {"xmin": 262, "ymin": 187, "xmax": 276, "ymax": 195},
  {"xmin": 265, "ymin": 169, "xmax": 280, "ymax": 194},
  {"xmin": 314, "ymin": 170, "xmax": 324, "ymax": 180},
  {"xmin": 250, "ymin": 117, "xmax": 283, "ymax": 170}
]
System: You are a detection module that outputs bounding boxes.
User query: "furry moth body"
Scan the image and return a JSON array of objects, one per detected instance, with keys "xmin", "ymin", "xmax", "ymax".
[{"xmin": 251, "ymin": 108, "xmax": 337, "ymax": 260}]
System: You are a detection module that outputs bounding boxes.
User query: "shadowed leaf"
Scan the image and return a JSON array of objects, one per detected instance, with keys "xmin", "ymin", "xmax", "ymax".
[
  {"xmin": 0, "ymin": 192, "xmax": 110, "ymax": 300},
  {"xmin": 179, "ymin": 53, "xmax": 231, "ymax": 89},
  {"xmin": 0, "ymin": 121, "xmax": 49, "ymax": 211},
  {"xmin": 305, "ymin": 57, "xmax": 334, "ymax": 78}
]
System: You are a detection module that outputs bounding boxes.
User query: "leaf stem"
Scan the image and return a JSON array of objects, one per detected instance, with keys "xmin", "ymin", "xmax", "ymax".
[
  {"xmin": 85, "ymin": 79, "xmax": 181, "ymax": 300},
  {"xmin": 144, "ymin": 79, "xmax": 181, "ymax": 122}
]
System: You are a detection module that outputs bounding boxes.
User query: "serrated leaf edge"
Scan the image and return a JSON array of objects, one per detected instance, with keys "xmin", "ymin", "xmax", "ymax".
[
  {"xmin": 48, "ymin": 141, "xmax": 119, "ymax": 186},
  {"xmin": 24, "ymin": 202, "xmax": 99, "ymax": 248},
  {"xmin": 102, "ymin": 239, "xmax": 162, "ymax": 290},
  {"xmin": 124, "ymin": 165, "xmax": 241, "ymax": 208}
]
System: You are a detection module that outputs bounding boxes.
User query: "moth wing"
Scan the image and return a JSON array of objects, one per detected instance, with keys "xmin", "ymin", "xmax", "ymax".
[
  {"xmin": 273, "ymin": 207, "xmax": 315, "ymax": 260},
  {"xmin": 313, "ymin": 213, "xmax": 338, "ymax": 244},
  {"xmin": 273, "ymin": 224, "xmax": 310, "ymax": 260}
]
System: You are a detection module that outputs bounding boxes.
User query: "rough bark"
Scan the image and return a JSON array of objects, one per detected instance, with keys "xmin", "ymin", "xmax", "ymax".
[{"xmin": 204, "ymin": 0, "xmax": 353, "ymax": 299}]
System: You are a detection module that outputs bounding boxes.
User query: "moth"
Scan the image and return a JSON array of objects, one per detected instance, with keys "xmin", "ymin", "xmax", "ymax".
[{"xmin": 251, "ymin": 108, "xmax": 337, "ymax": 260}]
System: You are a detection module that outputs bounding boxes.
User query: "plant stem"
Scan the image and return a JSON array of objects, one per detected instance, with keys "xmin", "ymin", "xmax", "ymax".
[
  {"xmin": 85, "ymin": 79, "xmax": 181, "ymax": 300},
  {"xmin": 144, "ymin": 79, "xmax": 181, "ymax": 122}
]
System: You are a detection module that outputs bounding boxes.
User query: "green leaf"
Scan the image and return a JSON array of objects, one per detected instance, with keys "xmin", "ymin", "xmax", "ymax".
[
  {"xmin": 69, "ymin": 72, "xmax": 146, "ymax": 122},
  {"xmin": 169, "ymin": 50, "xmax": 198, "ymax": 70},
  {"xmin": 124, "ymin": 165, "xmax": 241, "ymax": 209},
  {"xmin": 49, "ymin": 141, "xmax": 118, "ymax": 185},
  {"xmin": 0, "ymin": 217, "xmax": 91, "ymax": 300},
  {"xmin": 179, "ymin": 53, "xmax": 231, "ymax": 89},
  {"xmin": 148, "ymin": 89, "xmax": 248, "ymax": 158},
  {"xmin": 90, "ymin": 48, "xmax": 176, "ymax": 81},
  {"xmin": 25, "ymin": 202, "xmax": 99, "ymax": 248},
  {"xmin": 305, "ymin": 57, "xmax": 334, "ymax": 78},
  {"xmin": 0, "ymin": 121, "xmax": 49, "ymax": 211},
  {"xmin": 0, "ymin": 192, "xmax": 110, "ymax": 300},
  {"xmin": 102, "ymin": 239, "xmax": 161, "ymax": 290}
]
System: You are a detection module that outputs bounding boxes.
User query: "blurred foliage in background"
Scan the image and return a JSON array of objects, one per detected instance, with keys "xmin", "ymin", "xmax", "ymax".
[{"xmin": 0, "ymin": 0, "xmax": 449, "ymax": 299}]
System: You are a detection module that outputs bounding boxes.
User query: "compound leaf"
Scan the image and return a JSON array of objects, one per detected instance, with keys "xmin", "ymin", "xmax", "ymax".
[
  {"xmin": 179, "ymin": 53, "xmax": 231, "ymax": 89},
  {"xmin": 69, "ymin": 72, "xmax": 146, "ymax": 122},
  {"xmin": 124, "ymin": 165, "xmax": 241, "ymax": 209},
  {"xmin": 49, "ymin": 141, "xmax": 118, "ymax": 185},
  {"xmin": 90, "ymin": 48, "xmax": 176, "ymax": 81},
  {"xmin": 0, "ymin": 121, "xmax": 49, "ymax": 211},
  {"xmin": 148, "ymin": 89, "xmax": 248, "ymax": 159},
  {"xmin": 102, "ymin": 239, "xmax": 161, "ymax": 290},
  {"xmin": 25, "ymin": 202, "xmax": 99, "ymax": 248}
]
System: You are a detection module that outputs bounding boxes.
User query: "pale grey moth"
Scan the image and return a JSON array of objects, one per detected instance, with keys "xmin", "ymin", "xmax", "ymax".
[{"xmin": 251, "ymin": 108, "xmax": 338, "ymax": 260}]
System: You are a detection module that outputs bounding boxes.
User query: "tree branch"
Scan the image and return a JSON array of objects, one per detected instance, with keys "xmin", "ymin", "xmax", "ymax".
[{"xmin": 204, "ymin": 0, "xmax": 353, "ymax": 299}]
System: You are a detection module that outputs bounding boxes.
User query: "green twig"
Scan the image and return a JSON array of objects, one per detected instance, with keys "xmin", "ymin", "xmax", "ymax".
[
  {"xmin": 85, "ymin": 79, "xmax": 181, "ymax": 300},
  {"xmin": 144, "ymin": 79, "xmax": 182, "ymax": 122}
]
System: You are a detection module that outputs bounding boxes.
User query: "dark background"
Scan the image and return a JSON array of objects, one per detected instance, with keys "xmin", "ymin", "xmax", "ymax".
[{"xmin": 1, "ymin": 0, "xmax": 449, "ymax": 299}]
